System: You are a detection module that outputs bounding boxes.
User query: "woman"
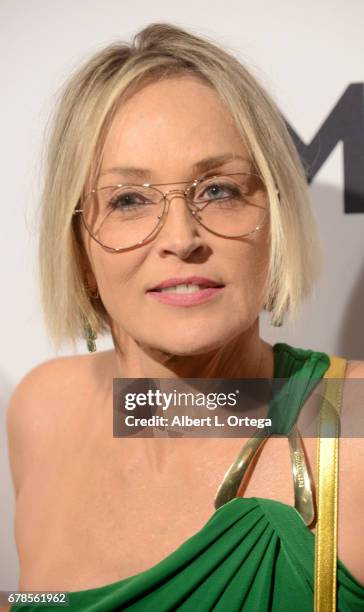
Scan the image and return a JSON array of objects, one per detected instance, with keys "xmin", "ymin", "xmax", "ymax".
[{"xmin": 7, "ymin": 22, "xmax": 364, "ymax": 611}]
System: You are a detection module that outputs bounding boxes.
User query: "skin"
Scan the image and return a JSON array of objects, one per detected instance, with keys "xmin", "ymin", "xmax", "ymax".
[{"xmin": 5, "ymin": 75, "xmax": 364, "ymax": 597}]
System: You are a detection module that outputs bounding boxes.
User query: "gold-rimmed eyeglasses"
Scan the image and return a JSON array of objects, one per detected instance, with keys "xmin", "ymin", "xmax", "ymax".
[{"xmin": 73, "ymin": 172, "xmax": 270, "ymax": 252}]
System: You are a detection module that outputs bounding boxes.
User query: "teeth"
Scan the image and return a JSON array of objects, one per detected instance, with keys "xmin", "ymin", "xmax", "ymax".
[{"xmin": 160, "ymin": 284, "xmax": 207, "ymax": 294}]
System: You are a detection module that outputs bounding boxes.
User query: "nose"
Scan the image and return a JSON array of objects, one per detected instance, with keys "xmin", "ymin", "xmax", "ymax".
[{"xmin": 155, "ymin": 192, "xmax": 205, "ymax": 259}]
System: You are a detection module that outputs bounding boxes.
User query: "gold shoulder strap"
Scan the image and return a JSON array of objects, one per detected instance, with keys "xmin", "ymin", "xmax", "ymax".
[{"xmin": 314, "ymin": 354, "xmax": 347, "ymax": 612}]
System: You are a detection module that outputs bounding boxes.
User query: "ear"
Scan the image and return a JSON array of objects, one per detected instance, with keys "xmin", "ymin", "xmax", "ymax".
[{"xmin": 85, "ymin": 270, "xmax": 98, "ymax": 294}]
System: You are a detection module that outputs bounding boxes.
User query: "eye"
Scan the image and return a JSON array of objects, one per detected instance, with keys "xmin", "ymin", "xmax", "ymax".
[
  {"xmin": 204, "ymin": 183, "xmax": 239, "ymax": 199},
  {"xmin": 109, "ymin": 189, "xmax": 152, "ymax": 209},
  {"xmin": 195, "ymin": 179, "xmax": 242, "ymax": 202}
]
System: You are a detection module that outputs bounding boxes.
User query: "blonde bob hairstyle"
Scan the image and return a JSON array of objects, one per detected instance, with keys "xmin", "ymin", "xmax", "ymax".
[{"xmin": 39, "ymin": 22, "xmax": 322, "ymax": 350}]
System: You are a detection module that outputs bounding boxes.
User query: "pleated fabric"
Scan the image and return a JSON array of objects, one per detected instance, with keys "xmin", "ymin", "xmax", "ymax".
[{"xmin": 11, "ymin": 343, "xmax": 364, "ymax": 611}]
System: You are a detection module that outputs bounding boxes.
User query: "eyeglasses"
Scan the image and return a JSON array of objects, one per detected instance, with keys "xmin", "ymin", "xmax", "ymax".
[{"xmin": 73, "ymin": 172, "xmax": 269, "ymax": 252}]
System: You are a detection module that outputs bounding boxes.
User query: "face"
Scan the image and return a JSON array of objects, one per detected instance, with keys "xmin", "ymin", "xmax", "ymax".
[{"xmin": 81, "ymin": 76, "xmax": 270, "ymax": 356}]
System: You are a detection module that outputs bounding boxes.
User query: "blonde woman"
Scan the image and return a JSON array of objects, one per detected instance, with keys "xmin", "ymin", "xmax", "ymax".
[{"xmin": 7, "ymin": 23, "xmax": 364, "ymax": 611}]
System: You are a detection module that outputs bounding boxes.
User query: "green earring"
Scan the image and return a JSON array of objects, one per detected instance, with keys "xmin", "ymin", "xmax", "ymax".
[
  {"xmin": 85, "ymin": 322, "xmax": 97, "ymax": 352},
  {"xmin": 264, "ymin": 297, "xmax": 284, "ymax": 327},
  {"xmin": 272, "ymin": 316, "xmax": 284, "ymax": 327}
]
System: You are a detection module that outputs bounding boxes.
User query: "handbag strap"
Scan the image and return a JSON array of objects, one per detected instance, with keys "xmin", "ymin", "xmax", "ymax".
[{"xmin": 314, "ymin": 354, "xmax": 347, "ymax": 612}]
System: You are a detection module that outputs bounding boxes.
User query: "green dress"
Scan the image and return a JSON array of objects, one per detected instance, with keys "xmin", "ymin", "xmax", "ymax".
[{"xmin": 11, "ymin": 343, "xmax": 364, "ymax": 611}]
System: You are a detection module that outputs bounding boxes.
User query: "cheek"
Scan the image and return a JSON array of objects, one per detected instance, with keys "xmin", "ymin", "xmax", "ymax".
[
  {"xmin": 89, "ymin": 247, "xmax": 143, "ymax": 303},
  {"xmin": 233, "ymin": 234, "xmax": 269, "ymax": 281},
  {"xmin": 229, "ymin": 238, "xmax": 270, "ymax": 309},
  {"xmin": 250, "ymin": 226, "xmax": 270, "ymax": 278}
]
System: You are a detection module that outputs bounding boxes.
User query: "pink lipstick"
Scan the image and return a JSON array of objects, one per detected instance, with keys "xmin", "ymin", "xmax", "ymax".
[{"xmin": 147, "ymin": 276, "xmax": 225, "ymax": 307}]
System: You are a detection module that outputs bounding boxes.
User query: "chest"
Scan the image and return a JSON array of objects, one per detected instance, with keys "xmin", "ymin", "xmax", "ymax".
[{"xmin": 15, "ymin": 423, "xmax": 316, "ymax": 590}]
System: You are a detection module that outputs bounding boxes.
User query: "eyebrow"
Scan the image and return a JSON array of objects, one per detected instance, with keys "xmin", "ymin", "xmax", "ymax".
[{"xmin": 100, "ymin": 153, "xmax": 251, "ymax": 180}]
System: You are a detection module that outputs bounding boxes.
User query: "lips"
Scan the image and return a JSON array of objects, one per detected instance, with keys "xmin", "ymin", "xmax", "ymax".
[{"xmin": 148, "ymin": 276, "xmax": 224, "ymax": 292}]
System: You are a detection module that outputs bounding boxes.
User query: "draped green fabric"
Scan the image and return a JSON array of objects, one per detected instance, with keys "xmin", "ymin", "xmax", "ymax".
[{"xmin": 11, "ymin": 343, "xmax": 364, "ymax": 611}]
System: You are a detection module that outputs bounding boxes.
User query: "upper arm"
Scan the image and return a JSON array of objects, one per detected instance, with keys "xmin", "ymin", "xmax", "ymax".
[
  {"xmin": 6, "ymin": 358, "xmax": 70, "ymax": 498},
  {"xmin": 336, "ymin": 359, "xmax": 364, "ymax": 585}
]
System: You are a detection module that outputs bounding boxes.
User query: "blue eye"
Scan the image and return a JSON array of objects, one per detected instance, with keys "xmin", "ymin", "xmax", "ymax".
[
  {"xmin": 197, "ymin": 182, "xmax": 241, "ymax": 202},
  {"xmin": 205, "ymin": 184, "xmax": 237, "ymax": 199}
]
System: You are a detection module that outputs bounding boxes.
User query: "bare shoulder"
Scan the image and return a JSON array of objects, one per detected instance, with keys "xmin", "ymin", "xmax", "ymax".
[
  {"xmin": 342, "ymin": 358, "xmax": 364, "ymax": 436},
  {"xmin": 6, "ymin": 350, "xmax": 115, "ymax": 495},
  {"xmin": 345, "ymin": 359, "xmax": 364, "ymax": 378},
  {"xmin": 7, "ymin": 352, "xmax": 94, "ymax": 427},
  {"xmin": 7, "ymin": 349, "xmax": 115, "ymax": 413},
  {"xmin": 341, "ymin": 358, "xmax": 364, "ymax": 448}
]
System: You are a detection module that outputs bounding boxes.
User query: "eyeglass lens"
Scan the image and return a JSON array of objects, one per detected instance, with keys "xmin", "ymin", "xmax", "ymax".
[{"xmin": 81, "ymin": 173, "xmax": 268, "ymax": 250}]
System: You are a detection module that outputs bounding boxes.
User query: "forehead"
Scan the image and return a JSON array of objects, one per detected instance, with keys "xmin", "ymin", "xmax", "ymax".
[{"xmin": 100, "ymin": 75, "xmax": 251, "ymax": 180}]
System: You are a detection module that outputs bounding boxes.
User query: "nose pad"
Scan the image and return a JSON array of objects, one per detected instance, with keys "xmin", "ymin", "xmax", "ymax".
[{"xmin": 161, "ymin": 192, "xmax": 199, "ymax": 226}]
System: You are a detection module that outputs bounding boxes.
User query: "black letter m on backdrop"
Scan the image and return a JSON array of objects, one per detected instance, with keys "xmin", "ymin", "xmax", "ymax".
[{"xmin": 285, "ymin": 83, "xmax": 364, "ymax": 214}]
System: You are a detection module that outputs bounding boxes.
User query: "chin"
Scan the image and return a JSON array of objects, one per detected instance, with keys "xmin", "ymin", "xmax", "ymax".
[{"xmin": 143, "ymin": 327, "xmax": 237, "ymax": 357}]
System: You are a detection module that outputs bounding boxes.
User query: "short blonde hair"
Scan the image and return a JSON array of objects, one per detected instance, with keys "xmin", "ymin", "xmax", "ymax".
[{"xmin": 38, "ymin": 22, "xmax": 322, "ymax": 350}]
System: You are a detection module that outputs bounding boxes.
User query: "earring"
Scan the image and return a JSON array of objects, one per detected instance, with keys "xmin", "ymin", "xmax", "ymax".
[
  {"xmin": 264, "ymin": 297, "xmax": 284, "ymax": 327},
  {"xmin": 84, "ymin": 321, "xmax": 97, "ymax": 352},
  {"xmin": 272, "ymin": 316, "xmax": 284, "ymax": 327}
]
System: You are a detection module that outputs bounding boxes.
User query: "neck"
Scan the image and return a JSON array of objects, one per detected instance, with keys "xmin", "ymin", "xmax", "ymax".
[{"xmin": 110, "ymin": 319, "xmax": 274, "ymax": 380}]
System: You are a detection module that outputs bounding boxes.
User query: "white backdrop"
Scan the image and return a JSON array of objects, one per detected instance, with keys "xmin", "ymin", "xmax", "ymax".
[{"xmin": 1, "ymin": 0, "xmax": 363, "ymax": 588}]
